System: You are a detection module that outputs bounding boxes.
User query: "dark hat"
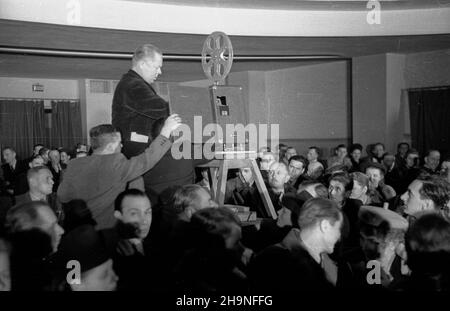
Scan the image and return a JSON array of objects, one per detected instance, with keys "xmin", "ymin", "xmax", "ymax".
[{"xmin": 56, "ymin": 224, "xmax": 111, "ymax": 273}]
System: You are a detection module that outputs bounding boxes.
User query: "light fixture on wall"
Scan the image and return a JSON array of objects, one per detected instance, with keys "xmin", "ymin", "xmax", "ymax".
[{"xmin": 32, "ymin": 83, "xmax": 44, "ymax": 92}]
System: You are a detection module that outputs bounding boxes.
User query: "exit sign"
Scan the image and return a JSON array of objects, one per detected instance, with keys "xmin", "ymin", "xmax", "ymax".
[{"xmin": 32, "ymin": 83, "xmax": 44, "ymax": 92}]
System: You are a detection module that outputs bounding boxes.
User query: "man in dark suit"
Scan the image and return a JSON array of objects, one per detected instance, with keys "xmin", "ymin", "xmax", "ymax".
[
  {"xmin": 1, "ymin": 147, "xmax": 28, "ymax": 197},
  {"xmin": 248, "ymin": 198, "xmax": 343, "ymax": 291},
  {"xmin": 112, "ymin": 44, "xmax": 170, "ymax": 159},
  {"xmin": 108, "ymin": 189, "xmax": 155, "ymax": 291},
  {"xmin": 15, "ymin": 166, "xmax": 61, "ymax": 220}
]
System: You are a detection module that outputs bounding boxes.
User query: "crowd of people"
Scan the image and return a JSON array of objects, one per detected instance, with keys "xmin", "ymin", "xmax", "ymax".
[
  {"xmin": 1, "ymin": 43, "xmax": 449, "ymax": 293},
  {"xmin": 1, "ymin": 133, "xmax": 450, "ymax": 292}
]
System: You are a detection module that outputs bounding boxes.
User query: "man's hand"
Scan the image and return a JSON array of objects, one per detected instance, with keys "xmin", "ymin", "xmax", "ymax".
[{"xmin": 160, "ymin": 114, "xmax": 182, "ymax": 138}]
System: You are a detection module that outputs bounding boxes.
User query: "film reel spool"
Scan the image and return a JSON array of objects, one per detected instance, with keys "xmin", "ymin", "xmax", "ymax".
[{"xmin": 201, "ymin": 31, "xmax": 234, "ymax": 84}]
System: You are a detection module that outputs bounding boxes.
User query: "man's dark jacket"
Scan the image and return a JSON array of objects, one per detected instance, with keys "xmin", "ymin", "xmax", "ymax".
[
  {"xmin": 248, "ymin": 228, "xmax": 335, "ymax": 292},
  {"xmin": 112, "ymin": 70, "xmax": 170, "ymax": 157}
]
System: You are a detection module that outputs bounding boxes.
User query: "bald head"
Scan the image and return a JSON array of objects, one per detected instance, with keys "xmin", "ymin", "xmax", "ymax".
[{"xmin": 268, "ymin": 162, "xmax": 290, "ymax": 190}]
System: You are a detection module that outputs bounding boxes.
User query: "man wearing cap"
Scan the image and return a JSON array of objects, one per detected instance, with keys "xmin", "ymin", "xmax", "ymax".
[{"xmin": 110, "ymin": 189, "xmax": 154, "ymax": 291}]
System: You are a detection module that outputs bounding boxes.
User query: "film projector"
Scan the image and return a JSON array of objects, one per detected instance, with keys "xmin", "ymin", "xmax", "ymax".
[{"xmin": 197, "ymin": 31, "xmax": 277, "ymax": 220}]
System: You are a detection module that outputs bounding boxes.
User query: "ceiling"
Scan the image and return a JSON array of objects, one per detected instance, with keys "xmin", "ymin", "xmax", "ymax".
[
  {"xmin": 122, "ymin": 0, "xmax": 450, "ymax": 10},
  {"xmin": 0, "ymin": 0, "xmax": 449, "ymax": 82}
]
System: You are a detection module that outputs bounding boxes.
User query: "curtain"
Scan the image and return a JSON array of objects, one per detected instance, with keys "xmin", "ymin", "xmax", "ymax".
[
  {"xmin": 50, "ymin": 100, "xmax": 83, "ymax": 149},
  {"xmin": 408, "ymin": 88, "xmax": 450, "ymax": 157},
  {"xmin": 0, "ymin": 99, "xmax": 45, "ymax": 160}
]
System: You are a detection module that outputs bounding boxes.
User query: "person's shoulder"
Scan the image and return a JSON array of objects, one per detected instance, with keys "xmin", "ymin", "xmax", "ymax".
[
  {"xmin": 15, "ymin": 192, "xmax": 31, "ymax": 204},
  {"xmin": 309, "ymin": 161, "xmax": 323, "ymax": 169},
  {"xmin": 381, "ymin": 184, "xmax": 396, "ymax": 194}
]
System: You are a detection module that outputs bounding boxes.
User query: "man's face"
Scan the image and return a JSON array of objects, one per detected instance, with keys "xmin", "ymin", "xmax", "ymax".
[
  {"xmin": 285, "ymin": 148, "xmax": 297, "ymax": 161},
  {"xmin": 406, "ymin": 153, "xmax": 419, "ymax": 168},
  {"xmin": 33, "ymin": 146, "xmax": 43, "ymax": 156},
  {"xmin": 116, "ymin": 195, "xmax": 152, "ymax": 239},
  {"xmin": 37, "ymin": 206, "xmax": 65, "ymax": 252},
  {"xmin": 60, "ymin": 152, "xmax": 70, "ymax": 164},
  {"xmin": 31, "ymin": 169, "xmax": 54, "ymax": 196},
  {"xmin": 0, "ymin": 249, "xmax": 11, "ymax": 291},
  {"xmin": 41, "ymin": 150, "xmax": 49, "ymax": 163},
  {"xmin": 141, "ymin": 53, "xmax": 163, "ymax": 84},
  {"xmin": 425, "ymin": 151, "xmax": 440, "ymax": 171},
  {"xmin": 401, "ymin": 180, "xmax": 433, "ymax": 216},
  {"xmin": 260, "ymin": 154, "xmax": 275, "ymax": 170},
  {"xmin": 302, "ymin": 184, "xmax": 320, "ymax": 198},
  {"xmin": 350, "ymin": 180, "xmax": 367, "ymax": 200},
  {"xmin": 78, "ymin": 259, "xmax": 118, "ymax": 291},
  {"xmin": 109, "ymin": 133, "xmax": 122, "ymax": 154},
  {"xmin": 328, "ymin": 180, "xmax": 346, "ymax": 204},
  {"xmin": 276, "ymin": 207, "xmax": 292, "ymax": 227},
  {"xmin": 373, "ymin": 145, "xmax": 385, "ymax": 158},
  {"xmin": 2, "ymin": 149, "xmax": 15, "ymax": 164},
  {"xmin": 307, "ymin": 149, "xmax": 318, "ymax": 162},
  {"xmin": 240, "ymin": 168, "xmax": 253, "ymax": 184},
  {"xmin": 398, "ymin": 144, "xmax": 409, "ymax": 157},
  {"xmin": 49, "ymin": 150, "xmax": 60, "ymax": 164},
  {"xmin": 441, "ymin": 161, "xmax": 450, "ymax": 181},
  {"xmin": 268, "ymin": 163, "xmax": 289, "ymax": 189},
  {"xmin": 288, "ymin": 160, "xmax": 304, "ymax": 179},
  {"xmin": 351, "ymin": 149, "xmax": 361, "ymax": 162},
  {"xmin": 200, "ymin": 169, "xmax": 209, "ymax": 182},
  {"xmin": 195, "ymin": 188, "xmax": 218, "ymax": 210},
  {"xmin": 337, "ymin": 147, "xmax": 347, "ymax": 159},
  {"xmin": 224, "ymin": 223, "xmax": 242, "ymax": 250},
  {"xmin": 366, "ymin": 168, "xmax": 382, "ymax": 189},
  {"xmin": 383, "ymin": 155, "xmax": 395, "ymax": 169},
  {"xmin": 29, "ymin": 156, "xmax": 44, "ymax": 168},
  {"xmin": 322, "ymin": 217, "xmax": 342, "ymax": 254}
]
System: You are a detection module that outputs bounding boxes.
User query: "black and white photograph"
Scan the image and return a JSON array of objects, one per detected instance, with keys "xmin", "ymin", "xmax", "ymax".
[{"xmin": 0, "ymin": 0, "xmax": 450, "ymax": 307}]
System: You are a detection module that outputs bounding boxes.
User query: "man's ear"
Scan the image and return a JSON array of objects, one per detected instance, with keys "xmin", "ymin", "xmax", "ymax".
[
  {"xmin": 422, "ymin": 199, "xmax": 434, "ymax": 211},
  {"xmin": 319, "ymin": 219, "xmax": 330, "ymax": 233},
  {"xmin": 114, "ymin": 210, "xmax": 122, "ymax": 220},
  {"xmin": 105, "ymin": 142, "xmax": 115, "ymax": 153}
]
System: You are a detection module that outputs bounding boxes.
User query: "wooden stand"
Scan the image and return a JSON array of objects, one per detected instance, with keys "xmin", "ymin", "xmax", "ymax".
[{"xmin": 197, "ymin": 151, "xmax": 277, "ymax": 219}]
